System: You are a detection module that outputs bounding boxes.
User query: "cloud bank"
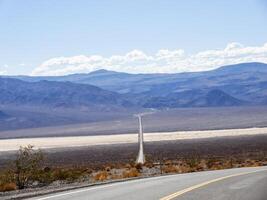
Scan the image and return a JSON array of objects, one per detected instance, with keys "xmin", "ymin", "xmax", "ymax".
[
  {"xmin": 0, "ymin": 64, "xmax": 8, "ymax": 75},
  {"xmin": 32, "ymin": 42, "xmax": 267, "ymax": 76}
]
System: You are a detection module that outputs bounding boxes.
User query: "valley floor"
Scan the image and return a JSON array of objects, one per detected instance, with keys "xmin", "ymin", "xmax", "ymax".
[
  {"xmin": 0, "ymin": 133, "xmax": 267, "ymax": 168},
  {"xmin": 1, "ymin": 106, "xmax": 267, "ymax": 139},
  {"xmin": 0, "ymin": 127, "xmax": 267, "ymax": 152}
]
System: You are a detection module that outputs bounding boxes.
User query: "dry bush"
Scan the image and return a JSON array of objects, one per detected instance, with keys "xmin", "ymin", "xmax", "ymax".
[
  {"xmin": 110, "ymin": 174, "xmax": 123, "ymax": 180},
  {"xmin": 222, "ymin": 159, "xmax": 233, "ymax": 169},
  {"xmin": 186, "ymin": 158, "xmax": 199, "ymax": 169},
  {"xmin": 262, "ymin": 160, "xmax": 267, "ymax": 166},
  {"xmin": 209, "ymin": 161, "xmax": 225, "ymax": 170},
  {"xmin": 178, "ymin": 165, "xmax": 191, "ymax": 173},
  {"xmin": 35, "ymin": 170, "xmax": 54, "ymax": 185},
  {"xmin": 0, "ymin": 145, "xmax": 45, "ymax": 190},
  {"xmin": 164, "ymin": 160, "xmax": 173, "ymax": 165},
  {"xmin": 134, "ymin": 163, "xmax": 143, "ymax": 172},
  {"xmin": 244, "ymin": 159, "xmax": 257, "ymax": 167},
  {"xmin": 94, "ymin": 171, "xmax": 108, "ymax": 181},
  {"xmin": 144, "ymin": 162, "xmax": 154, "ymax": 168},
  {"xmin": 12, "ymin": 145, "xmax": 44, "ymax": 189},
  {"xmin": 0, "ymin": 170, "xmax": 16, "ymax": 192},
  {"xmin": 163, "ymin": 165, "xmax": 179, "ymax": 173},
  {"xmin": 105, "ymin": 166, "xmax": 111, "ymax": 172},
  {"xmin": 124, "ymin": 163, "xmax": 132, "ymax": 169},
  {"xmin": 196, "ymin": 159, "xmax": 208, "ymax": 171},
  {"xmin": 52, "ymin": 168, "xmax": 85, "ymax": 183},
  {"xmin": 122, "ymin": 168, "xmax": 140, "ymax": 178},
  {"xmin": 0, "ymin": 182, "xmax": 16, "ymax": 192},
  {"xmin": 206, "ymin": 158, "xmax": 218, "ymax": 169}
]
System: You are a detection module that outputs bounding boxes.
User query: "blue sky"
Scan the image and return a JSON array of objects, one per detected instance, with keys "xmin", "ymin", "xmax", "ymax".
[{"xmin": 0, "ymin": 0, "xmax": 267, "ymax": 75}]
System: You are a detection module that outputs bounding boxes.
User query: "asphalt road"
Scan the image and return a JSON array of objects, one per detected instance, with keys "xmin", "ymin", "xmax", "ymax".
[{"xmin": 28, "ymin": 166, "xmax": 267, "ymax": 200}]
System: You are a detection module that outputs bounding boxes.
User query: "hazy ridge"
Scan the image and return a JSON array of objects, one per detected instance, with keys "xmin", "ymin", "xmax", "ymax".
[{"xmin": 0, "ymin": 62, "xmax": 267, "ymax": 132}]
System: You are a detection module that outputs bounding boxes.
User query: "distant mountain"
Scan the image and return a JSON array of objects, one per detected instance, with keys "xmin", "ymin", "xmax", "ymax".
[
  {"xmin": 0, "ymin": 111, "xmax": 8, "ymax": 119},
  {"xmin": 188, "ymin": 89, "xmax": 246, "ymax": 107},
  {"xmin": 0, "ymin": 78, "xmax": 132, "ymax": 110},
  {"xmin": 0, "ymin": 77, "xmax": 137, "ymax": 131},
  {"xmin": 4, "ymin": 62, "xmax": 267, "ymax": 108},
  {"xmin": 11, "ymin": 68, "xmax": 199, "ymax": 94},
  {"xmin": 208, "ymin": 62, "xmax": 267, "ymax": 75},
  {"xmin": 11, "ymin": 62, "xmax": 267, "ymax": 91},
  {"xmin": 142, "ymin": 89, "xmax": 246, "ymax": 108},
  {"xmin": 1, "ymin": 62, "xmax": 267, "ymax": 132}
]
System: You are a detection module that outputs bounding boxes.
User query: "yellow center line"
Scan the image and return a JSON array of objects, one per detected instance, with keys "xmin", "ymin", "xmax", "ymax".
[{"xmin": 160, "ymin": 169, "xmax": 267, "ymax": 200}]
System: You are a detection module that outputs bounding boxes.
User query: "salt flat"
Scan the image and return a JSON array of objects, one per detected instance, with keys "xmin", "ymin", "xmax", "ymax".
[{"xmin": 1, "ymin": 127, "xmax": 267, "ymax": 152}]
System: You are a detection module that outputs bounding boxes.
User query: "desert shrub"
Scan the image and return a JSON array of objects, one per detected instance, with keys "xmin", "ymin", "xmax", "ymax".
[
  {"xmin": 110, "ymin": 173, "xmax": 123, "ymax": 180},
  {"xmin": 34, "ymin": 170, "xmax": 55, "ymax": 185},
  {"xmin": 12, "ymin": 145, "xmax": 44, "ymax": 189},
  {"xmin": 164, "ymin": 160, "xmax": 173, "ymax": 165},
  {"xmin": 188, "ymin": 158, "xmax": 198, "ymax": 168},
  {"xmin": 125, "ymin": 163, "xmax": 132, "ymax": 169},
  {"xmin": 222, "ymin": 158, "xmax": 233, "ymax": 169},
  {"xmin": 163, "ymin": 165, "xmax": 179, "ymax": 173},
  {"xmin": 105, "ymin": 166, "xmax": 111, "ymax": 172},
  {"xmin": 65, "ymin": 171, "xmax": 84, "ymax": 182},
  {"xmin": 178, "ymin": 165, "xmax": 191, "ymax": 173},
  {"xmin": 122, "ymin": 168, "xmax": 139, "ymax": 178},
  {"xmin": 94, "ymin": 171, "xmax": 108, "ymax": 181},
  {"xmin": 209, "ymin": 161, "xmax": 224, "ymax": 170},
  {"xmin": 134, "ymin": 163, "xmax": 143, "ymax": 172},
  {"xmin": 0, "ymin": 170, "xmax": 16, "ymax": 192},
  {"xmin": 0, "ymin": 182, "xmax": 16, "ymax": 192},
  {"xmin": 144, "ymin": 162, "xmax": 154, "ymax": 168},
  {"xmin": 53, "ymin": 169, "xmax": 71, "ymax": 181},
  {"xmin": 33, "ymin": 166, "xmax": 90, "ymax": 185},
  {"xmin": 206, "ymin": 158, "xmax": 218, "ymax": 169},
  {"xmin": 52, "ymin": 168, "xmax": 84, "ymax": 183},
  {"xmin": 196, "ymin": 159, "xmax": 208, "ymax": 171}
]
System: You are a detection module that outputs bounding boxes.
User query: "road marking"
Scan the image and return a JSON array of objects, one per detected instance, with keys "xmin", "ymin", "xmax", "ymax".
[
  {"xmin": 31, "ymin": 168, "xmax": 267, "ymax": 200},
  {"xmin": 160, "ymin": 169, "xmax": 267, "ymax": 200}
]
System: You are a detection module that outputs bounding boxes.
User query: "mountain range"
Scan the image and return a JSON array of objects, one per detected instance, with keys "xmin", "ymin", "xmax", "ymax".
[
  {"xmin": 0, "ymin": 78, "xmax": 132, "ymax": 110},
  {"xmin": 0, "ymin": 111, "xmax": 8, "ymax": 119},
  {"xmin": 8, "ymin": 62, "xmax": 267, "ymax": 108},
  {"xmin": 1, "ymin": 62, "xmax": 267, "ymax": 131}
]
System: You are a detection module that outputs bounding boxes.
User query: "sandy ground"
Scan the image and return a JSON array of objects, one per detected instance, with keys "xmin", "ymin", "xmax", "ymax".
[
  {"xmin": 2, "ymin": 106, "xmax": 267, "ymax": 139},
  {"xmin": 1, "ymin": 127, "xmax": 267, "ymax": 152}
]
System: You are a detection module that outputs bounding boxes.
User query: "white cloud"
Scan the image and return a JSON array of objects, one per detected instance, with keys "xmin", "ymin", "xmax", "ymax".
[
  {"xmin": 0, "ymin": 64, "xmax": 8, "ymax": 75},
  {"xmin": 0, "ymin": 71, "xmax": 7, "ymax": 75},
  {"xmin": 3, "ymin": 64, "xmax": 9, "ymax": 68},
  {"xmin": 31, "ymin": 42, "xmax": 267, "ymax": 76}
]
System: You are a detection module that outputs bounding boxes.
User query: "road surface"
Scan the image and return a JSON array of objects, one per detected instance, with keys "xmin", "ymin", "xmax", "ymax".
[{"xmin": 28, "ymin": 166, "xmax": 267, "ymax": 200}]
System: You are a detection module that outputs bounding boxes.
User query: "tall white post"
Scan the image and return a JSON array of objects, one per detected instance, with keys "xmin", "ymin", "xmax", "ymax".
[{"xmin": 136, "ymin": 115, "xmax": 145, "ymax": 164}]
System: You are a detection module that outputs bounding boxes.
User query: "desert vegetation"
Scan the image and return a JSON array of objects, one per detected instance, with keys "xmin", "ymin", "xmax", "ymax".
[
  {"xmin": 1, "ymin": 151, "xmax": 266, "ymax": 193},
  {"xmin": 1, "ymin": 135, "xmax": 267, "ymax": 194}
]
